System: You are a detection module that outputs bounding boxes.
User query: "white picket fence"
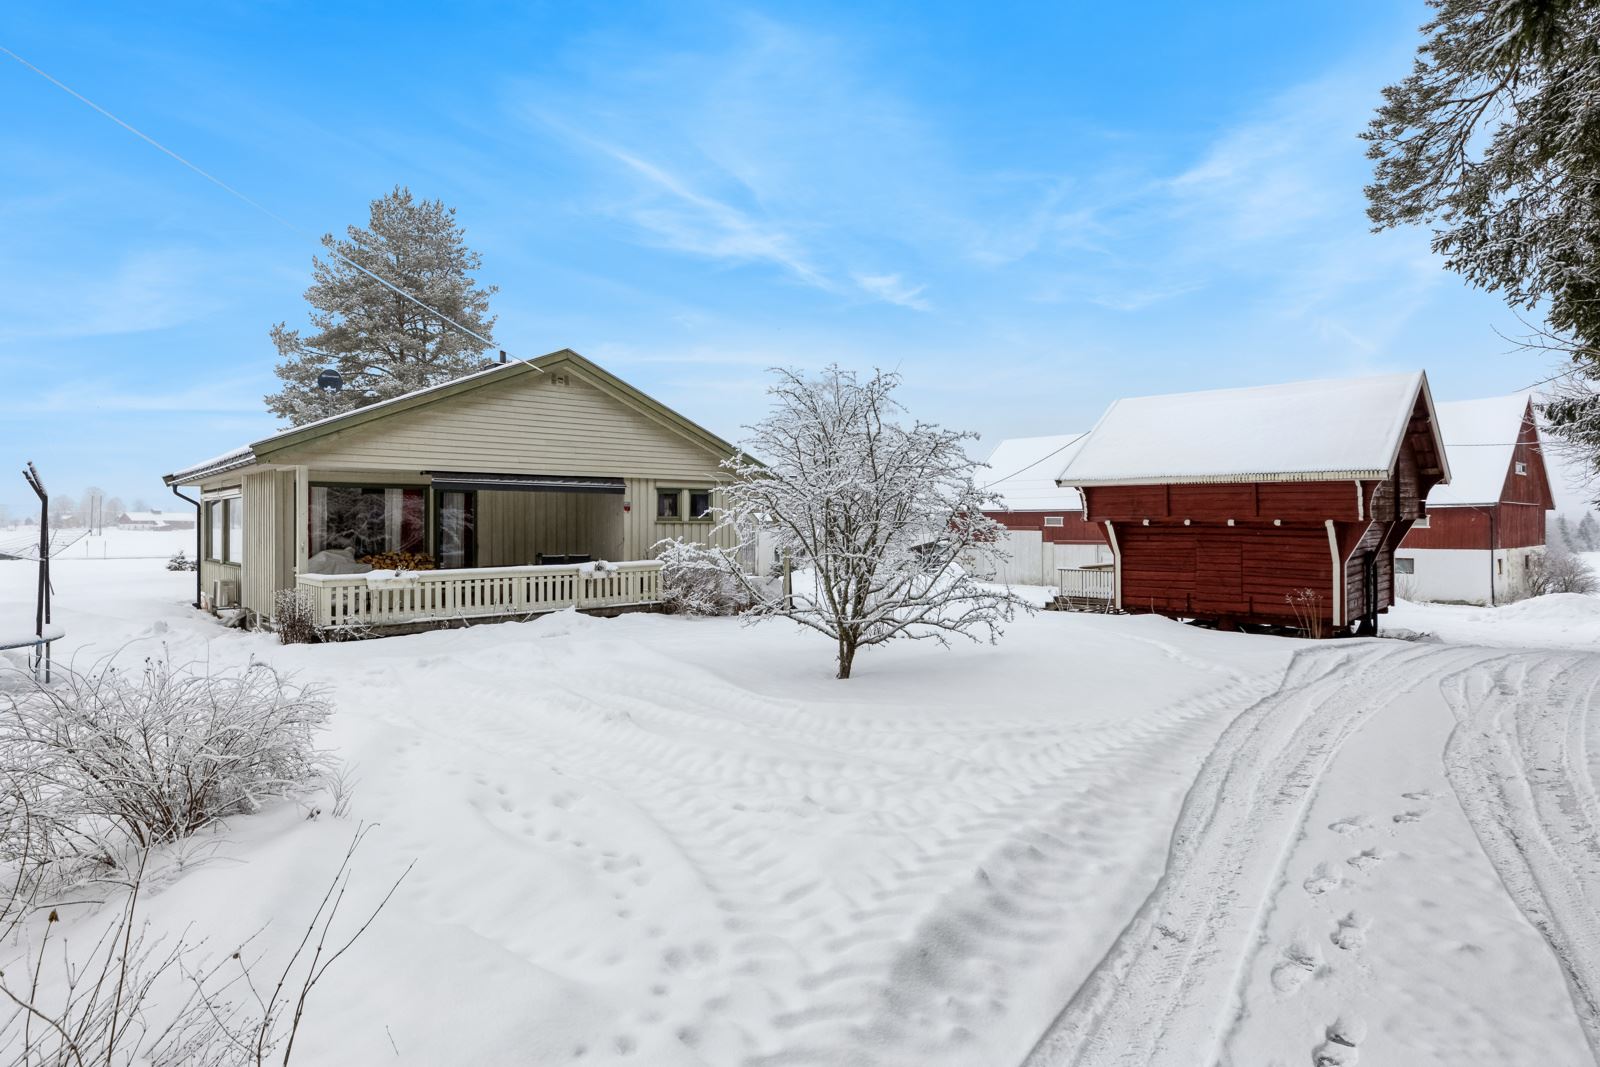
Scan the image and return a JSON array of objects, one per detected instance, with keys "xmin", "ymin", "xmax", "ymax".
[
  {"xmin": 1057, "ymin": 566, "xmax": 1115, "ymax": 603},
  {"xmin": 297, "ymin": 560, "xmax": 664, "ymax": 629}
]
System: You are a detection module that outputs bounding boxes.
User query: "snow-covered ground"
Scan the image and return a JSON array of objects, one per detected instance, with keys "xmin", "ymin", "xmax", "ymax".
[{"xmin": 1, "ymin": 556, "xmax": 1597, "ymax": 1065}]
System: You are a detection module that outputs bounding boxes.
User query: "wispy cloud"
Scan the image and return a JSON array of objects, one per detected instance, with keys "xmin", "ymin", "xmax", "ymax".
[
  {"xmin": 0, "ymin": 247, "xmax": 224, "ymax": 343},
  {"xmin": 853, "ymin": 272, "xmax": 930, "ymax": 311}
]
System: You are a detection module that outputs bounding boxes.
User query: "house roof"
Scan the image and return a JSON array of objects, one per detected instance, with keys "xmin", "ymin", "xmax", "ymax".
[
  {"xmin": 982, "ymin": 434, "xmax": 1088, "ymax": 511},
  {"xmin": 1057, "ymin": 371, "xmax": 1450, "ymax": 487},
  {"xmin": 1427, "ymin": 393, "xmax": 1538, "ymax": 507},
  {"xmin": 165, "ymin": 349, "xmax": 738, "ymax": 485}
]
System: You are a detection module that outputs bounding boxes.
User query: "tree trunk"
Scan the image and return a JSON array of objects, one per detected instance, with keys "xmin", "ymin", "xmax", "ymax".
[{"xmin": 836, "ymin": 635, "xmax": 856, "ymax": 679}]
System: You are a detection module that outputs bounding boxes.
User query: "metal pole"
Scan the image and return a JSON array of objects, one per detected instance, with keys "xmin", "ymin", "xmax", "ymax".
[{"xmin": 23, "ymin": 463, "xmax": 49, "ymax": 682}]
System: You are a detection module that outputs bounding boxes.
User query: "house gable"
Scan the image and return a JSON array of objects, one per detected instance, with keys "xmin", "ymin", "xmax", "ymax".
[
  {"xmin": 261, "ymin": 354, "xmax": 731, "ymax": 481},
  {"xmin": 1496, "ymin": 398, "xmax": 1556, "ymax": 509}
]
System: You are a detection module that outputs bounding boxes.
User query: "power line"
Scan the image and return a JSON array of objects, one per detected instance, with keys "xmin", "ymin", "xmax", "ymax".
[
  {"xmin": 984, "ymin": 432, "xmax": 1089, "ymax": 488},
  {"xmin": 0, "ymin": 44, "xmax": 526, "ymax": 365}
]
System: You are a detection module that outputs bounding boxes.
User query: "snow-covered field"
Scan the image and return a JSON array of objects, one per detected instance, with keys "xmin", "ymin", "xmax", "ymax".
[{"xmin": 1, "ymin": 555, "xmax": 1598, "ymax": 1065}]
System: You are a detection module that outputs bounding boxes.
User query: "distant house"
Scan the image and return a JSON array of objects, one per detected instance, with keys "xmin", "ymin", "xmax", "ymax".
[
  {"xmin": 1057, "ymin": 372, "xmax": 1449, "ymax": 634},
  {"xmin": 1397, "ymin": 394, "xmax": 1554, "ymax": 605},
  {"xmin": 117, "ymin": 509, "xmax": 195, "ymax": 531},
  {"xmin": 980, "ymin": 434, "xmax": 1109, "ymax": 585},
  {"xmin": 163, "ymin": 349, "xmax": 739, "ymax": 631}
]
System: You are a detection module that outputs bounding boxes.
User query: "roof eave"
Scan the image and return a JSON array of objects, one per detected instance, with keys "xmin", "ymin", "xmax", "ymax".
[
  {"xmin": 163, "ymin": 450, "xmax": 258, "ymax": 486},
  {"xmin": 1060, "ymin": 469, "xmax": 1394, "ymax": 488}
]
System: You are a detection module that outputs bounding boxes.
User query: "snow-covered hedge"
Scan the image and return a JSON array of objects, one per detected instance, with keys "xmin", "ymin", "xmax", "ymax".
[{"xmin": 0, "ymin": 657, "xmax": 332, "ymax": 884}]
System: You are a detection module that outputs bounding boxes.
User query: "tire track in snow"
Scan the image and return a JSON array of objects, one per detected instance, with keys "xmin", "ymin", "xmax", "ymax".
[
  {"xmin": 1022, "ymin": 642, "xmax": 1490, "ymax": 1067},
  {"xmin": 1442, "ymin": 651, "xmax": 1600, "ymax": 1058}
]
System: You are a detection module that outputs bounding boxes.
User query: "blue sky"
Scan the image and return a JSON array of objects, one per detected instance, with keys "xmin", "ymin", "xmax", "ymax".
[{"xmin": 0, "ymin": 2, "xmax": 1565, "ymax": 514}]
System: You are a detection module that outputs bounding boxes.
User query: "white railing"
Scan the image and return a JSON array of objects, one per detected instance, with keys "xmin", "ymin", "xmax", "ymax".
[
  {"xmin": 296, "ymin": 560, "xmax": 664, "ymax": 630},
  {"xmin": 1057, "ymin": 566, "xmax": 1115, "ymax": 602}
]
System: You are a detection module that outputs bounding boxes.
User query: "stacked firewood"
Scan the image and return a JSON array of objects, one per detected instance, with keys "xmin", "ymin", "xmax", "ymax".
[{"xmin": 358, "ymin": 551, "xmax": 437, "ymax": 571}]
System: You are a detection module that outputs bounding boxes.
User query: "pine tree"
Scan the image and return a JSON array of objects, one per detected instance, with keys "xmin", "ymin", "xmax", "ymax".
[
  {"xmin": 1364, "ymin": 1, "xmax": 1600, "ymax": 493},
  {"xmin": 1578, "ymin": 512, "xmax": 1600, "ymax": 552},
  {"xmin": 265, "ymin": 187, "xmax": 498, "ymax": 425},
  {"xmin": 1555, "ymin": 514, "xmax": 1577, "ymax": 552}
]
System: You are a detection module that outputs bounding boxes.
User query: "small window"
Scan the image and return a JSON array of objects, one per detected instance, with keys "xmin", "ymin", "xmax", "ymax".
[
  {"xmin": 688, "ymin": 490, "xmax": 713, "ymax": 520},
  {"xmin": 1395, "ymin": 557, "xmax": 1415, "ymax": 574},
  {"xmin": 1515, "ymin": 460, "xmax": 1528, "ymax": 475},
  {"xmin": 1497, "ymin": 558, "xmax": 1504, "ymax": 575},
  {"xmin": 207, "ymin": 500, "xmax": 225, "ymax": 561},
  {"xmin": 1413, "ymin": 513, "xmax": 1430, "ymax": 528},
  {"xmin": 656, "ymin": 489, "xmax": 681, "ymax": 520},
  {"xmin": 226, "ymin": 497, "xmax": 244, "ymax": 565},
  {"xmin": 1043, "ymin": 516, "xmax": 1065, "ymax": 528}
]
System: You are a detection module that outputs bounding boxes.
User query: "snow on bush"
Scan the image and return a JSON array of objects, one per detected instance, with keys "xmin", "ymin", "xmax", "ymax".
[
  {"xmin": 1525, "ymin": 542, "xmax": 1599, "ymax": 596},
  {"xmin": 274, "ymin": 588, "xmax": 320, "ymax": 645},
  {"xmin": 0, "ymin": 656, "xmax": 333, "ymax": 882},
  {"xmin": 655, "ymin": 538, "xmax": 756, "ymax": 616},
  {"xmin": 702, "ymin": 365, "xmax": 1026, "ymax": 678},
  {"xmin": 166, "ymin": 549, "xmax": 199, "ymax": 572}
]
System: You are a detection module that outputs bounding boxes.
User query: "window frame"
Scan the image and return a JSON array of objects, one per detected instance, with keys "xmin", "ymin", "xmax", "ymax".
[
  {"xmin": 656, "ymin": 488, "xmax": 684, "ymax": 522},
  {"xmin": 1515, "ymin": 460, "xmax": 1528, "ymax": 476},
  {"xmin": 205, "ymin": 493, "xmax": 242, "ymax": 565},
  {"xmin": 1395, "ymin": 556, "xmax": 1415, "ymax": 575},
  {"xmin": 687, "ymin": 489, "xmax": 714, "ymax": 521},
  {"xmin": 1412, "ymin": 513, "xmax": 1430, "ymax": 528},
  {"xmin": 1043, "ymin": 515, "xmax": 1065, "ymax": 528}
]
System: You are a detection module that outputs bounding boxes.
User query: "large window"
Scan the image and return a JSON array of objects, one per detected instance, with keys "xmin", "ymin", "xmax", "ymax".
[
  {"xmin": 206, "ymin": 496, "xmax": 242, "ymax": 563},
  {"xmin": 310, "ymin": 486, "xmax": 426, "ymax": 561}
]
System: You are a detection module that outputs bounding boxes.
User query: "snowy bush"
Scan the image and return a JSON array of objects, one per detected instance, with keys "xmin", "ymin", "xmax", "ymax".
[
  {"xmin": 1284, "ymin": 588, "xmax": 1327, "ymax": 639},
  {"xmin": 703, "ymin": 365, "xmax": 1026, "ymax": 678},
  {"xmin": 655, "ymin": 538, "xmax": 757, "ymax": 616},
  {"xmin": 1526, "ymin": 543, "xmax": 1599, "ymax": 596},
  {"xmin": 0, "ymin": 830, "xmax": 406, "ymax": 1066},
  {"xmin": 274, "ymin": 588, "xmax": 320, "ymax": 645},
  {"xmin": 0, "ymin": 656, "xmax": 333, "ymax": 879},
  {"xmin": 166, "ymin": 549, "xmax": 199, "ymax": 572}
]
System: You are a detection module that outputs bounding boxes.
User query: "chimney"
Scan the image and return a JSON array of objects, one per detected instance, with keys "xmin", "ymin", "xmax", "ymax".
[{"xmin": 499, "ymin": 350, "xmax": 507, "ymax": 364}]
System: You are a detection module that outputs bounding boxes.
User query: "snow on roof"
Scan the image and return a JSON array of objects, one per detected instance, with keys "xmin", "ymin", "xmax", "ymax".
[
  {"xmin": 165, "ymin": 445, "xmax": 256, "ymax": 485},
  {"xmin": 982, "ymin": 434, "xmax": 1088, "ymax": 511},
  {"xmin": 1058, "ymin": 371, "xmax": 1437, "ymax": 486},
  {"xmin": 1427, "ymin": 393, "xmax": 1533, "ymax": 506}
]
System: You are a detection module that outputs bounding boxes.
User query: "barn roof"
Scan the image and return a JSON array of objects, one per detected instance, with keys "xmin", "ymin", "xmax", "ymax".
[
  {"xmin": 1057, "ymin": 371, "xmax": 1449, "ymax": 486},
  {"xmin": 982, "ymin": 434, "xmax": 1087, "ymax": 511},
  {"xmin": 1427, "ymin": 394, "xmax": 1537, "ymax": 506}
]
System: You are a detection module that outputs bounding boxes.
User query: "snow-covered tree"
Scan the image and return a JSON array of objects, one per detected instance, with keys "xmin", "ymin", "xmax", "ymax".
[
  {"xmin": 1363, "ymin": 1, "xmax": 1600, "ymax": 483},
  {"xmin": 265, "ymin": 187, "xmax": 498, "ymax": 425},
  {"xmin": 1579, "ymin": 512, "xmax": 1600, "ymax": 552},
  {"xmin": 1554, "ymin": 513, "xmax": 1577, "ymax": 552},
  {"xmin": 700, "ymin": 365, "xmax": 1024, "ymax": 679}
]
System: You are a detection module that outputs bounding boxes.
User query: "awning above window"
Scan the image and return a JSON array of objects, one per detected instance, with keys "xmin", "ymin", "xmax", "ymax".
[{"xmin": 425, "ymin": 472, "xmax": 627, "ymax": 494}]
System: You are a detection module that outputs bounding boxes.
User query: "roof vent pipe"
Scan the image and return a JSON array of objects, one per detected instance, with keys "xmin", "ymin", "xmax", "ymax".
[{"xmin": 499, "ymin": 350, "xmax": 507, "ymax": 363}]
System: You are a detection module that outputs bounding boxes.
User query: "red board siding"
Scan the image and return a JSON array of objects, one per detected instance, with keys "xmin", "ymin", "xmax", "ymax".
[
  {"xmin": 983, "ymin": 509, "xmax": 1106, "ymax": 544},
  {"xmin": 1086, "ymin": 481, "xmax": 1368, "ymax": 523},
  {"xmin": 1114, "ymin": 522, "xmax": 1343, "ymax": 623},
  {"xmin": 1401, "ymin": 502, "xmax": 1547, "ymax": 550}
]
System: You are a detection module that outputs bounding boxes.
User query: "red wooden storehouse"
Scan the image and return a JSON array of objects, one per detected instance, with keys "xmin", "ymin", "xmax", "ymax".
[{"xmin": 1056, "ymin": 372, "xmax": 1450, "ymax": 633}]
